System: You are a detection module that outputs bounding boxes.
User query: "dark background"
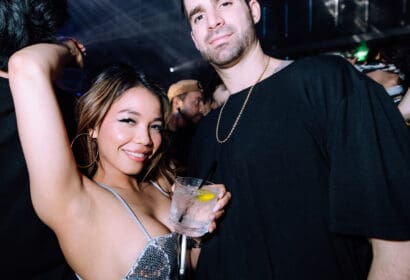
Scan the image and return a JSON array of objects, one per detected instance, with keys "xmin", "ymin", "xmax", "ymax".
[{"xmin": 57, "ymin": 0, "xmax": 410, "ymax": 95}]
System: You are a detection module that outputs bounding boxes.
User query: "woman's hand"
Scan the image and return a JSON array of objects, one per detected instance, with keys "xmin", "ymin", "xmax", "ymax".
[
  {"xmin": 58, "ymin": 37, "xmax": 86, "ymax": 68},
  {"xmin": 207, "ymin": 184, "xmax": 231, "ymax": 233}
]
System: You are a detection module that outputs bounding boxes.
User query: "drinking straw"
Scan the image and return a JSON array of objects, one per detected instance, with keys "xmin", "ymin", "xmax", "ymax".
[
  {"xmin": 179, "ymin": 234, "xmax": 187, "ymax": 276},
  {"xmin": 198, "ymin": 161, "xmax": 217, "ymax": 189}
]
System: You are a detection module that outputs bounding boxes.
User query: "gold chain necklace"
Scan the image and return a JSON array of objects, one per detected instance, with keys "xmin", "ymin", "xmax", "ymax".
[{"xmin": 216, "ymin": 58, "xmax": 270, "ymax": 144}]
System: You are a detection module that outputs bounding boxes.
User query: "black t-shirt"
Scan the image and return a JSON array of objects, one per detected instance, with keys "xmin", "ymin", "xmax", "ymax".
[
  {"xmin": 0, "ymin": 78, "xmax": 75, "ymax": 279},
  {"xmin": 188, "ymin": 55, "xmax": 410, "ymax": 280}
]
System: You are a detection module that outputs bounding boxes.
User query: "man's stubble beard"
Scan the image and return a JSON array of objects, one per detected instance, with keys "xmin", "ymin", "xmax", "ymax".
[{"xmin": 200, "ymin": 15, "xmax": 257, "ymax": 68}]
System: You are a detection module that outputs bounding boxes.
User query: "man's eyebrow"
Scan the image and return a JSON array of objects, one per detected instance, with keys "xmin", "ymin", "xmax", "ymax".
[{"xmin": 188, "ymin": 6, "xmax": 203, "ymax": 22}]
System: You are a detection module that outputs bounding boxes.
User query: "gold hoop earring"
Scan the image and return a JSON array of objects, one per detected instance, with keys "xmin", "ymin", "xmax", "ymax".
[{"xmin": 70, "ymin": 133, "xmax": 99, "ymax": 169}]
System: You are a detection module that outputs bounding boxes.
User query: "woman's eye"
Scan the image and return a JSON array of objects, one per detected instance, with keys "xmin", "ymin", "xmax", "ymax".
[
  {"xmin": 119, "ymin": 118, "xmax": 135, "ymax": 124},
  {"xmin": 151, "ymin": 124, "xmax": 164, "ymax": 132},
  {"xmin": 220, "ymin": 1, "xmax": 232, "ymax": 8}
]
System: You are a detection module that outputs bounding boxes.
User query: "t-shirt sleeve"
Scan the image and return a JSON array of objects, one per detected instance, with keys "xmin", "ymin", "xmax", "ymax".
[{"xmin": 325, "ymin": 58, "xmax": 410, "ymax": 240}]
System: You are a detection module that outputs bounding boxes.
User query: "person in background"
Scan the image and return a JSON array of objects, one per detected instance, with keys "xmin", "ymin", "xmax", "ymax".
[
  {"xmin": 166, "ymin": 79, "xmax": 206, "ymax": 172},
  {"xmin": 180, "ymin": 0, "xmax": 410, "ymax": 279},
  {"xmin": 350, "ymin": 45, "xmax": 410, "ymax": 125},
  {"xmin": 209, "ymin": 83, "xmax": 229, "ymax": 110},
  {"xmin": 0, "ymin": 0, "xmax": 76, "ymax": 278},
  {"xmin": 7, "ymin": 41, "xmax": 230, "ymax": 279},
  {"xmin": 398, "ymin": 88, "xmax": 410, "ymax": 123}
]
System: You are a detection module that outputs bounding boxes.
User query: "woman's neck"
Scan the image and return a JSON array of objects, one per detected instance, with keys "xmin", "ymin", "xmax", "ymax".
[{"xmin": 93, "ymin": 168, "xmax": 141, "ymax": 192}]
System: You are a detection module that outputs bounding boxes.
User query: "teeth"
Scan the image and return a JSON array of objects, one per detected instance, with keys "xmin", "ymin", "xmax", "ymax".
[{"xmin": 126, "ymin": 151, "xmax": 146, "ymax": 158}]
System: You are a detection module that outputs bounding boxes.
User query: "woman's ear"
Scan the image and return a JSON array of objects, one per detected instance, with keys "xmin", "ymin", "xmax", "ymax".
[{"xmin": 89, "ymin": 128, "xmax": 98, "ymax": 139}]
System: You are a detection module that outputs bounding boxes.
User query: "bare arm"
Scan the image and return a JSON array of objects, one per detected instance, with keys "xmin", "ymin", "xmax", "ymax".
[
  {"xmin": 398, "ymin": 87, "xmax": 410, "ymax": 121},
  {"xmin": 8, "ymin": 43, "xmax": 84, "ymax": 227},
  {"xmin": 368, "ymin": 239, "xmax": 410, "ymax": 279}
]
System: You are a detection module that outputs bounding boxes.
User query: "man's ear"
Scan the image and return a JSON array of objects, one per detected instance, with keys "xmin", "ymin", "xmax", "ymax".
[
  {"xmin": 191, "ymin": 31, "xmax": 200, "ymax": 51},
  {"xmin": 175, "ymin": 96, "xmax": 184, "ymax": 109},
  {"xmin": 248, "ymin": 0, "xmax": 262, "ymax": 24}
]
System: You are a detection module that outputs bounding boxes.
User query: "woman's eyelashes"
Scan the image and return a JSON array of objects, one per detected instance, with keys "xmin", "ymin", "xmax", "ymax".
[
  {"xmin": 151, "ymin": 123, "xmax": 164, "ymax": 132},
  {"xmin": 118, "ymin": 117, "xmax": 163, "ymax": 132},
  {"xmin": 119, "ymin": 118, "xmax": 136, "ymax": 125}
]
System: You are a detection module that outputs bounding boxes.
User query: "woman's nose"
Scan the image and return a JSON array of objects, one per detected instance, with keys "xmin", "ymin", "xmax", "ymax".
[{"xmin": 134, "ymin": 126, "xmax": 152, "ymax": 146}]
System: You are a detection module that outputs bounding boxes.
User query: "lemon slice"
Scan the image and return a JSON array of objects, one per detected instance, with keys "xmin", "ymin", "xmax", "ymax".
[{"xmin": 196, "ymin": 189, "xmax": 216, "ymax": 202}]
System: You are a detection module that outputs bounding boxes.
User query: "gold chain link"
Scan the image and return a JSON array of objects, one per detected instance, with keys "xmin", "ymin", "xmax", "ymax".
[{"xmin": 215, "ymin": 57, "xmax": 270, "ymax": 144}]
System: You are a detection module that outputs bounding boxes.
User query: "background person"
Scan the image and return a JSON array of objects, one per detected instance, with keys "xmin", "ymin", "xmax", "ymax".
[
  {"xmin": 166, "ymin": 79, "xmax": 206, "ymax": 172},
  {"xmin": 209, "ymin": 83, "xmax": 229, "ymax": 110},
  {"xmin": 0, "ymin": 0, "xmax": 76, "ymax": 278},
  {"xmin": 180, "ymin": 0, "xmax": 410, "ymax": 279}
]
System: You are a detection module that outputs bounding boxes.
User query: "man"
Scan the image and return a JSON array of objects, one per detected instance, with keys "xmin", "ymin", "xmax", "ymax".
[
  {"xmin": 181, "ymin": 0, "xmax": 410, "ymax": 279},
  {"xmin": 167, "ymin": 79, "xmax": 205, "ymax": 130},
  {"xmin": 166, "ymin": 79, "xmax": 205, "ymax": 170},
  {"xmin": 0, "ymin": 0, "xmax": 76, "ymax": 278}
]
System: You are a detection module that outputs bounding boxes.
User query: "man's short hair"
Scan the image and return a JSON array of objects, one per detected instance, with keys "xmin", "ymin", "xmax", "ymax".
[
  {"xmin": 179, "ymin": 0, "xmax": 251, "ymax": 17},
  {"xmin": 167, "ymin": 79, "xmax": 203, "ymax": 101}
]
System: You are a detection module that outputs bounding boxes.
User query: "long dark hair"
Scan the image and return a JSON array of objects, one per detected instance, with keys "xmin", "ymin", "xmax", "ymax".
[{"xmin": 0, "ymin": 0, "xmax": 68, "ymax": 70}]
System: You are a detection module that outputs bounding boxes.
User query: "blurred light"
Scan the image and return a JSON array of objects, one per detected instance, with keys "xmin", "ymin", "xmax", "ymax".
[
  {"xmin": 168, "ymin": 58, "xmax": 203, "ymax": 73},
  {"xmin": 353, "ymin": 43, "xmax": 369, "ymax": 62}
]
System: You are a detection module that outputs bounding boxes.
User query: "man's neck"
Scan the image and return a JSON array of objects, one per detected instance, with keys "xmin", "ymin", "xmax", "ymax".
[{"xmin": 213, "ymin": 43, "xmax": 282, "ymax": 95}]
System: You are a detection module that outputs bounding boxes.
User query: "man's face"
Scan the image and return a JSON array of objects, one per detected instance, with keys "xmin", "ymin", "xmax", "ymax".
[
  {"xmin": 185, "ymin": 0, "xmax": 259, "ymax": 68},
  {"xmin": 178, "ymin": 91, "xmax": 205, "ymax": 124}
]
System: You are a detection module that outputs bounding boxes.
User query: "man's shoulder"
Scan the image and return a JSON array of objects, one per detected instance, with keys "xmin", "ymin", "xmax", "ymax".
[{"xmin": 294, "ymin": 54, "xmax": 351, "ymax": 72}]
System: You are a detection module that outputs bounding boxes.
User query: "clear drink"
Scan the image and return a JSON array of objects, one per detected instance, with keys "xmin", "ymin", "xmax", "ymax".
[{"xmin": 169, "ymin": 177, "xmax": 219, "ymax": 237}]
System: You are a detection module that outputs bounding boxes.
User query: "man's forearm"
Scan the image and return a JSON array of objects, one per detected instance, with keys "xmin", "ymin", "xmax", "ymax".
[{"xmin": 368, "ymin": 239, "xmax": 410, "ymax": 280}]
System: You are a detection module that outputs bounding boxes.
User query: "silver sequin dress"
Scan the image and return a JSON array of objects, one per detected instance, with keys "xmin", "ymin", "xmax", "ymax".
[{"xmin": 77, "ymin": 182, "xmax": 180, "ymax": 280}]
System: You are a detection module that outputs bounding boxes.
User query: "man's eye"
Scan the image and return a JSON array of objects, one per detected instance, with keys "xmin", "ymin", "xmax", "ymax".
[{"xmin": 193, "ymin": 14, "xmax": 204, "ymax": 24}]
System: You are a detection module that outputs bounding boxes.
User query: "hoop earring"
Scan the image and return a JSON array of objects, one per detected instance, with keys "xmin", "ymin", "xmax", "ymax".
[{"xmin": 70, "ymin": 133, "xmax": 99, "ymax": 169}]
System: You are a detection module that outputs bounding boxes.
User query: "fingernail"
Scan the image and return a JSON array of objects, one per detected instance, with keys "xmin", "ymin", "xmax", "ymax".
[{"xmin": 213, "ymin": 204, "xmax": 220, "ymax": 212}]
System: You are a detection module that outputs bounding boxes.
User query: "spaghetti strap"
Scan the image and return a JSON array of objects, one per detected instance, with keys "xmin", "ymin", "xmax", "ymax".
[
  {"xmin": 97, "ymin": 183, "xmax": 152, "ymax": 241},
  {"xmin": 149, "ymin": 180, "xmax": 171, "ymax": 198}
]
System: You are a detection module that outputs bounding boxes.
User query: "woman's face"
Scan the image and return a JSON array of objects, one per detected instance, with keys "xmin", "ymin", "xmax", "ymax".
[{"xmin": 93, "ymin": 86, "xmax": 164, "ymax": 177}]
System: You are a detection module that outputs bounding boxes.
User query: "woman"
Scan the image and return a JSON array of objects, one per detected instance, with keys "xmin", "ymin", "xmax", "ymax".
[{"xmin": 8, "ymin": 41, "xmax": 230, "ymax": 279}]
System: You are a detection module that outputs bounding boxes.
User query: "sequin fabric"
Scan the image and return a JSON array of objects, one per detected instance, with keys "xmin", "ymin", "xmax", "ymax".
[
  {"xmin": 95, "ymin": 182, "xmax": 180, "ymax": 280},
  {"xmin": 124, "ymin": 232, "xmax": 179, "ymax": 280}
]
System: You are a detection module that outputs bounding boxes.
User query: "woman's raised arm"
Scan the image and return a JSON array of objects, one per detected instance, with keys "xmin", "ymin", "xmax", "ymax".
[{"xmin": 8, "ymin": 42, "xmax": 84, "ymax": 226}]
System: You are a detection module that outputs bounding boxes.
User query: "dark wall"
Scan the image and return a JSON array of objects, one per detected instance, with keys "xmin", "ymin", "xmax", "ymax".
[{"xmin": 257, "ymin": 0, "xmax": 410, "ymax": 58}]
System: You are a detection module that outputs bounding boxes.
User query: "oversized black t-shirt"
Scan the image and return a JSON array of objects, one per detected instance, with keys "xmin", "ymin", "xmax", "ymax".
[
  {"xmin": 0, "ymin": 78, "xmax": 75, "ymax": 279},
  {"xmin": 188, "ymin": 55, "xmax": 410, "ymax": 280}
]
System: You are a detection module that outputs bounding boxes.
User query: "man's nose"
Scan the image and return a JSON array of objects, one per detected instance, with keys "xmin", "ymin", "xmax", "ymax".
[{"xmin": 207, "ymin": 9, "xmax": 224, "ymax": 30}]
